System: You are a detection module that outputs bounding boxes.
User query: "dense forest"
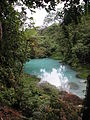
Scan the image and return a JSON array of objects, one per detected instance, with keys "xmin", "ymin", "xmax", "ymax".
[{"xmin": 0, "ymin": 0, "xmax": 90, "ymax": 120}]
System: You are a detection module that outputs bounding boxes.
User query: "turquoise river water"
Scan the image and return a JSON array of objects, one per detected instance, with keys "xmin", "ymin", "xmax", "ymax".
[{"xmin": 24, "ymin": 58, "xmax": 86, "ymax": 98}]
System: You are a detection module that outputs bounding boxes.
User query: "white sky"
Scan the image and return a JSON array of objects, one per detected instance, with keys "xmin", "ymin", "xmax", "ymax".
[
  {"xmin": 27, "ymin": 8, "xmax": 48, "ymax": 26},
  {"xmin": 15, "ymin": 2, "xmax": 64, "ymax": 27},
  {"xmin": 29, "ymin": 0, "xmax": 83, "ymax": 27},
  {"xmin": 30, "ymin": 2, "xmax": 65, "ymax": 26},
  {"xmin": 15, "ymin": 0, "xmax": 84, "ymax": 27}
]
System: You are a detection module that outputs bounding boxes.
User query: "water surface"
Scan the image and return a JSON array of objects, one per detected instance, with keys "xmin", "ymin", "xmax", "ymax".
[{"xmin": 24, "ymin": 58, "xmax": 86, "ymax": 98}]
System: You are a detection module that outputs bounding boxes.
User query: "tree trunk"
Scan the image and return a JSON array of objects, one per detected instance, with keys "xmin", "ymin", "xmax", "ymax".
[
  {"xmin": 82, "ymin": 75, "xmax": 90, "ymax": 120},
  {"xmin": 0, "ymin": 21, "xmax": 2, "ymax": 42}
]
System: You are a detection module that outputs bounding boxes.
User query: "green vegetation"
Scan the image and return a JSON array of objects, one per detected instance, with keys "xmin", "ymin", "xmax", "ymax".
[
  {"xmin": 38, "ymin": 16, "xmax": 90, "ymax": 79},
  {"xmin": 21, "ymin": 74, "xmax": 82, "ymax": 120},
  {"xmin": 0, "ymin": 74, "xmax": 82, "ymax": 119},
  {"xmin": 0, "ymin": 0, "xmax": 90, "ymax": 119}
]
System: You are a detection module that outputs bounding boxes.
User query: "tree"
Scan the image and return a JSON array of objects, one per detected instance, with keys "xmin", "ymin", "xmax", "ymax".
[
  {"xmin": 0, "ymin": 0, "xmax": 90, "ymax": 119},
  {"xmin": 82, "ymin": 75, "xmax": 90, "ymax": 120}
]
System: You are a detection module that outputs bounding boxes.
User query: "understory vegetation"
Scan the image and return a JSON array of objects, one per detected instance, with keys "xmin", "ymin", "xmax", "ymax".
[{"xmin": 0, "ymin": 74, "xmax": 83, "ymax": 120}]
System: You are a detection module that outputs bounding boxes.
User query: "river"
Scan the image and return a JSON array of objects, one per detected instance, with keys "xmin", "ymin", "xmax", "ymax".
[{"xmin": 24, "ymin": 58, "xmax": 86, "ymax": 98}]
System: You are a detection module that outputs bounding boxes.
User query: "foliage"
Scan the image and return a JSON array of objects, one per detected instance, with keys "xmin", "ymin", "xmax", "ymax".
[
  {"xmin": 82, "ymin": 75, "xmax": 90, "ymax": 120},
  {"xmin": 0, "ymin": 2, "xmax": 23, "ymax": 87},
  {"xmin": 39, "ymin": 24, "xmax": 63, "ymax": 58},
  {"xmin": 0, "ymin": 105, "xmax": 22, "ymax": 120},
  {"xmin": 18, "ymin": 74, "xmax": 82, "ymax": 120},
  {"xmin": 41, "ymin": 13, "xmax": 90, "ymax": 78},
  {"xmin": 0, "ymin": 0, "xmax": 62, "ymax": 88},
  {"xmin": 0, "ymin": 73, "xmax": 83, "ymax": 119},
  {"xmin": 0, "ymin": 0, "xmax": 90, "ymax": 119},
  {"xmin": 63, "ymin": 0, "xmax": 82, "ymax": 25}
]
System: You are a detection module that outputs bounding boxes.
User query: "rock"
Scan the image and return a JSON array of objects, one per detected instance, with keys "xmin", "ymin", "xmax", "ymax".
[
  {"xmin": 68, "ymin": 82, "xmax": 79, "ymax": 90},
  {"xmin": 59, "ymin": 91, "xmax": 83, "ymax": 105},
  {"xmin": 38, "ymin": 81, "xmax": 59, "ymax": 94}
]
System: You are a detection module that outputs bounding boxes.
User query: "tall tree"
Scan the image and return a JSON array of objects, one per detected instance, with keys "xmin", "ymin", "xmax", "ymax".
[{"xmin": 82, "ymin": 75, "xmax": 90, "ymax": 120}]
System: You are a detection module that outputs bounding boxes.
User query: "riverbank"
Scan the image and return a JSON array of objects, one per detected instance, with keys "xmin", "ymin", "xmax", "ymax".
[
  {"xmin": 34, "ymin": 49, "xmax": 90, "ymax": 80},
  {"xmin": 0, "ymin": 73, "xmax": 83, "ymax": 120},
  {"xmin": 72, "ymin": 65, "xmax": 90, "ymax": 79},
  {"xmin": 28, "ymin": 39, "xmax": 90, "ymax": 80},
  {"xmin": 51, "ymin": 54, "xmax": 90, "ymax": 80},
  {"xmin": 20, "ymin": 74, "xmax": 83, "ymax": 119},
  {"xmin": 38, "ymin": 22, "xmax": 90, "ymax": 80},
  {"xmin": 24, "ymin": 58, "xmax": 86, "ymax": 98}
]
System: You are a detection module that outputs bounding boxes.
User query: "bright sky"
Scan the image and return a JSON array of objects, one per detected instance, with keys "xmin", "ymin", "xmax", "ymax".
[
  {"xmin": 28, "ymin": 0, "xmax": 84, "ymax": 27},
  {"xmin": 15, "ymin": 0, "xmax": 84, "ymax": 27},
  {"xmin": 26, "ymin": 8, "xmax": 48, "ymax": 27},
  {"xmin": 15, "ymin": 2, "xmax": 65, "ymax": 27},
  {"xmin": 30, "ymin": 2, "xmax": 65, "ymax": 26}
]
